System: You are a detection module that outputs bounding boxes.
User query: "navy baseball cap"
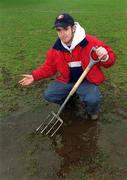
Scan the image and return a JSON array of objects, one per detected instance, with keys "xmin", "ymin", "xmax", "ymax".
[{"xmin": 54, "ymin": 13, "xmax": 74, "ymax": 28}]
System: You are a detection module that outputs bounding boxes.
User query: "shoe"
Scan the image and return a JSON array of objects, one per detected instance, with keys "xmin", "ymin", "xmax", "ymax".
[{"xmin": 90, "ymin": 114, "xmax": 99, "ymax": 120}]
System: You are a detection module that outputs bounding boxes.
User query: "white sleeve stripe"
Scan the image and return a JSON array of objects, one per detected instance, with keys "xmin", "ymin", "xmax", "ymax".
[{"xmin": 68, "ymin": 61, "xmax": 82, "ymax": 68}]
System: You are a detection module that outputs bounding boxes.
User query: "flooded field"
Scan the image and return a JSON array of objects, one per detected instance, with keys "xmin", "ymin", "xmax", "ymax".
[{"xmin": 0, "ymin": 100, "xmax": 127, "ymax": 180}]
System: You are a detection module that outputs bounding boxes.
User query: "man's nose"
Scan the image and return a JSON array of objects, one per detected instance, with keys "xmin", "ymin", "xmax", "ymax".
[{"xmin": 60, "ymin": 30, "xmax": 65, "ymax": 36}]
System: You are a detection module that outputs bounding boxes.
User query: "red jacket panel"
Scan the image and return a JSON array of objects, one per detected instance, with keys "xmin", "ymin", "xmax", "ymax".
[{"xmin": 32, "ymin": 35, "xmax": 116, "ymax": 85}]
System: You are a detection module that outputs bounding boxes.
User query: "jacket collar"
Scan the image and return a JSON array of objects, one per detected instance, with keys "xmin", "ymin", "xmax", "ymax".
[{"xmin": 53, "ymin": 38, "xmax": 88, "ymax": 52}]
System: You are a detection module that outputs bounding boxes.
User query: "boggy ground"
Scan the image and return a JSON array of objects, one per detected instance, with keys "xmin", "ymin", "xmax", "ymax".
[{"xmin": 0, "ymin": 86, "xmax": 127, "ymax": 180}]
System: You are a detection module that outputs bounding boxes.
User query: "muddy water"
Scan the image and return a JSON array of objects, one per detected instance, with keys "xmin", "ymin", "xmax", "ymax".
[
  {"xmin": 0, "ymin": 104, "xmax": 61, "ymax": 180},
  {"xmin": 0, "ymin": 102, "xmax": 127, "ymax": 180},
  {"xmin": 54, "ymin": 111, "xmax": 99, "ymax": 178}
]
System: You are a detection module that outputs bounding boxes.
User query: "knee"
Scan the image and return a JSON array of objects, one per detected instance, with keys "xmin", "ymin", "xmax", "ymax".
[
  {"xmin": 43, "ymin": 90, "xmax": 62, "ymax": 104},
  {"xmin": 43, "ymin": 91, "xmax": 53, "ymax": 102},
  {"xmin": 84, "ymin": 95, "xmax": 102, "ymax": 105}
]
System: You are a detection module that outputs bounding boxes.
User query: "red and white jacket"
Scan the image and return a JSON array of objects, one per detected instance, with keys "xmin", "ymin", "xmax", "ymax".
[{"xmin": 32, "ymin": 23, "xmax": 116, "ymax": 85}]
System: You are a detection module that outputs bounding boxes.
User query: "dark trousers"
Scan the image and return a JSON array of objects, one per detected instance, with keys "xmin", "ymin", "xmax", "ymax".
[{"xmin": 44, "ymin": 80, "xmax": 102, "ymax": 115}]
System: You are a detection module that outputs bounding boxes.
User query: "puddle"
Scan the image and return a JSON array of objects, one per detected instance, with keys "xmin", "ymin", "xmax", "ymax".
[
  {"xmin": 97, "ymin": 110, "xmax": 127, "ymax": 178},
  {"xmin": 54, "ymin": 111, "xmax": 99, "ymax": 178},
  {"xmin": 0, "ymin": 103, "xmax": 61, "ymax": 180},
  {"xmin": 0, "ymin": 100, "xmax": 127, "ymax": 179}
]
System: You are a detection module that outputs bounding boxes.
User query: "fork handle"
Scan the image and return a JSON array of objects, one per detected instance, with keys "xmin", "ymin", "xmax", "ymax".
[{"xmin": 69, "ymin": 66, "xmax": 90, "ymax": 96}]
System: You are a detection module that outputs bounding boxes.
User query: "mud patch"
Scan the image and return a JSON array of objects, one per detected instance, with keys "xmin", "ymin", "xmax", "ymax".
[
  {"xmin": 0, "ymin": 98, "xmax": 127, "ymax": 179},
  {"xmin": 0, "ymin": 104, "xmax": 62, "ymax": 180},
  {"xmin": 54, "ymin": 112, "xmax": 99, "ymax": 178},
  {"xmin": 98, "ymin": 109, "xmax": 127, "ymax": 169}
]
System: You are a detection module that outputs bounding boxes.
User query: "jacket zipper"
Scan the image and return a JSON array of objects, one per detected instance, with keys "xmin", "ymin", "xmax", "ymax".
[{"xmin": 70, "ymin": 51, "xmax": 74, "ymax": 61}]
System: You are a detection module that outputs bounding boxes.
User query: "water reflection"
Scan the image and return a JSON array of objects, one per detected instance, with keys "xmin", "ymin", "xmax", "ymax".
[{"xmin": 53, "ymin": 109, "xmax": 99, "ymax": 177}]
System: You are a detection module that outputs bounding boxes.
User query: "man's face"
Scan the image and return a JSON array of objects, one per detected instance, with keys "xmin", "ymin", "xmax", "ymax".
[{"xmin": 56, "ymin": 26, "xmax": 74, "ymax": 45}]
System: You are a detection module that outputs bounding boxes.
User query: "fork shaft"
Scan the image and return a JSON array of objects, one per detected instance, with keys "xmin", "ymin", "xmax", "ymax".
[{"xmin": 57, "ymin": 95, "xmax": 71, "ymax": 116}]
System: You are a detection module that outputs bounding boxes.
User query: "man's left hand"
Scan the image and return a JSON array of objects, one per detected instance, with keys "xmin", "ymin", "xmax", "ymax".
[{"xmin": 96, "ymin": 46, "xmax": 109, "ymax": 61}]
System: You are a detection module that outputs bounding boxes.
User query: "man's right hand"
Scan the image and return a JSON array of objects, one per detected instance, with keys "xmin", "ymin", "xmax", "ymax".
[{"xmin": 19, "ymin": 74, "xmax": 34, "ymax": 86}]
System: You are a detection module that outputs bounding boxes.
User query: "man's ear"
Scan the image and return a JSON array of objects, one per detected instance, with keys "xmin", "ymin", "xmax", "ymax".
[{"xmin": 73, "ymin": 25, "xmax": 76, "ymax": 33}]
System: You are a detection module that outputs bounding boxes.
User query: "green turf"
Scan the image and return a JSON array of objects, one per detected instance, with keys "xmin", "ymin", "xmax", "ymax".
[{"xmin": 0, "ymin": 0, "xmax": 127, "ymax": 115}]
